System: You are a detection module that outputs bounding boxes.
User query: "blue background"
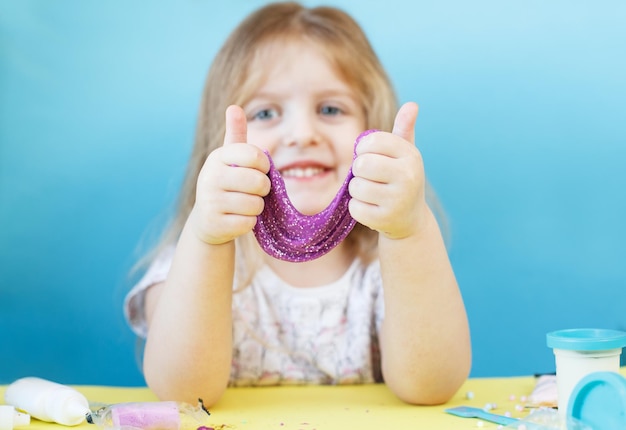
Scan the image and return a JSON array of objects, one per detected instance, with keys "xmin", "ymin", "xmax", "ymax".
[{"xmin": 1, "ymin": 0, "xmax": 625, "ymax": 386}]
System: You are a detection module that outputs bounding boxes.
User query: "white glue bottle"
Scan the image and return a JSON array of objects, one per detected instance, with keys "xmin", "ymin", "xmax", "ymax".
[
  {"xmin": 4, "ymin": 377, "xmax": 90, "ymax": 426},
  {"xmin": 0, "ymin": 405, "xmax": 30, "ymax": 430}
]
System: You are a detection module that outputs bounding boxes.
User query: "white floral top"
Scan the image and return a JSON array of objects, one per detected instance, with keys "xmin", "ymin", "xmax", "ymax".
[{"xmin": 125, "ymin": 247, "xmax": 386, "ymax": 386}]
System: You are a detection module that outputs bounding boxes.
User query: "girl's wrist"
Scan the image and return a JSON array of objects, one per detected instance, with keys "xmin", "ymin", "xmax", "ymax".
[{"xmin": 186, "ymin": 207, "xmax": 233, "ymax": 247}]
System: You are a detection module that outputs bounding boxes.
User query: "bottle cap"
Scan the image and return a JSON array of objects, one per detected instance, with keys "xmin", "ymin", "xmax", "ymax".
[
  {"xmin": 567, "ymin": 371, "xmax": 626, "ymax": 428},
  {"xmin": 546, "ymin": 328, "xmax": 626, "ymax": 350},
  {"xmin": 48, "ymin": 393, "xmax": 90, "ymax": 426},
  {"xmin": 12, "ymin": 412, "xmax": 29, "ymax": 428},
  {"xmin": 0, "ymin": 405, "xmax": 30, "ymax": 430}
]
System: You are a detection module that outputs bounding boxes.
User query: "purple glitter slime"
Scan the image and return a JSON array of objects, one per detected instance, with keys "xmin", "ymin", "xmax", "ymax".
[
  {"xmin": 111, "ymin": 401, "xmax": 180, "ymax": 430},
  {"xmin": 253, "ymin": 129, "xmax": 378, "ymax": 262}
]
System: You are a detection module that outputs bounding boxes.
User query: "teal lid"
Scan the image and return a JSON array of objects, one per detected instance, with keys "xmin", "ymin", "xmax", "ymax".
[
  {"xmin": 567, "ymin": 371, "xmax": 626, "ymax": 428},
  {"xmin": 546, "ymin": 328, "xmax": 626, "ymax": 351}
]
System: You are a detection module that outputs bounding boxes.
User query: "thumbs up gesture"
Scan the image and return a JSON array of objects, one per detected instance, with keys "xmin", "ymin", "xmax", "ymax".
[
  {"xmin": 192, "ymin": 105, "xmax": 271, "ymax": 245},
  {"xmin": 349, "ymin": 102, "xmax": 428, "ymax": 240}
]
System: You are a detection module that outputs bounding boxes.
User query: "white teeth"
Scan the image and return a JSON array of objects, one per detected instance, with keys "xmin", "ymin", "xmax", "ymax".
[{"xmin": 280, "ymin": 167, "xmax": 324, "ymax": 178}]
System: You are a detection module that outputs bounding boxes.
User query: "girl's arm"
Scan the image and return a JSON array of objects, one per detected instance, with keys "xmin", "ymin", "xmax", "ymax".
[
  {"xmin": 143, "ymin": 225, "xmax": 235, "ymax": 406},
  {"xmin": 378, "ymin": 208, "xmax": 471, "ymax": 405},
  {"xmin": 142, "ymin": 106, "xmax": 270, "ymax": 406},
  {"xmin": 350, "ymin": 102, "xmax": 471, "ymax": 405}
]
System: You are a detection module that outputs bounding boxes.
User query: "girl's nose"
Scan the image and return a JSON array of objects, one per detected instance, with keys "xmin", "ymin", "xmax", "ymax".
[{"xmin": 282, "ymin": 111, "xmax": 319, "ymax": 148}]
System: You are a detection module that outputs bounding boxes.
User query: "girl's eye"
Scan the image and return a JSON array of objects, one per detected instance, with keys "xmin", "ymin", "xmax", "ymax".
[
  {"xmin": 319, "ymin": 105, "xmax": 342, "ymax": 116},
  {"xmin": 251, "ymin": 108, "xmax": 279, "ymax": 121}
]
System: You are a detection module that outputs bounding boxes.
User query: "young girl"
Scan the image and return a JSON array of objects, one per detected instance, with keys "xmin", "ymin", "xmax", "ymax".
[{"xmin": 125, "ymin": 1, "xmax": 471, "ymax": 407}]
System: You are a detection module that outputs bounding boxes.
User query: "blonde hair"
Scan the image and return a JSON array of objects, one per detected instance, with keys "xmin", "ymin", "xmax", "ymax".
[{"xmin": 142, "ymin": 2, "xmax": 445, "ymax": 282}]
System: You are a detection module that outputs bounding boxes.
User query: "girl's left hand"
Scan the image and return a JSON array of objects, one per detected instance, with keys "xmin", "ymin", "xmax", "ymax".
[{"xmin": 348, "ymin": 102, "xmax": 427, "ymax": 240}]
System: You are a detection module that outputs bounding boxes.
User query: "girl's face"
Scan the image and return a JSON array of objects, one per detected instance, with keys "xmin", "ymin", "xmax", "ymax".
[{"xmin": 243, "ymin": 40, "xmax": 366, "ymax": 215}]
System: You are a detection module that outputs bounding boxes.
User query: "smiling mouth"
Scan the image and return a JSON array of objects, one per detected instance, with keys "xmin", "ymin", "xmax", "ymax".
[{"xmin": 279, "ymin": 166, "xmax": 327, "ymax": 179}]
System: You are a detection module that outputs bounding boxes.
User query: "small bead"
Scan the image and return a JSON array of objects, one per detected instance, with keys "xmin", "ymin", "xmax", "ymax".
[{"xmin": 483, "ymin": 402, "xmax": 497, "ymax": 411}]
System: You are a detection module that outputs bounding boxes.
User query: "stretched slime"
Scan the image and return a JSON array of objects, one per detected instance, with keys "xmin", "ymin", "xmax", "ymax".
[
  {"xmin": 86, "ymin": 401, "xmax": 211, "ymax": 430},
  {"xmin": 253, "ymin": 129, "xmax": 377, "ymax": 262}
]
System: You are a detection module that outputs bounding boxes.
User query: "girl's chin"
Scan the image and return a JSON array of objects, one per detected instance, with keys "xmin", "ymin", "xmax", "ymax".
[
  {"xmin": 289, "ymin": 197, "xmax": 334, "ymax": 215},
  {"xmin": 284, "ymin": 187, "xmax": 339, "ymax": 215},
  {"xmin": 291, "ymin": 204, "xmax": 326, "ymax": 216}
]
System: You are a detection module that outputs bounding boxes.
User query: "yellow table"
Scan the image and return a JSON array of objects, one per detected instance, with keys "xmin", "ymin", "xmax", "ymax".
[{"xmin": 1, "ymin": 376, "xmax": 541, "ymax": 429}]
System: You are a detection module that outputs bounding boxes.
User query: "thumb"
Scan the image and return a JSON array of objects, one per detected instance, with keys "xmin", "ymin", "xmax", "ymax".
[
  {"xmin": 391, "ymin": 101, "xmax": 419, "ymax": 144},
  {"xmin": 224, "ymin": 105, "xmax": 248, "ymax": 145}
]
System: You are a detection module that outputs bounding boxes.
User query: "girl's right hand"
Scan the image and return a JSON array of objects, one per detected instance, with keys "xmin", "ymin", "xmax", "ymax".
[{"xmin": 191, "ymin": 105, "xmax": 271, "ymax": 245}]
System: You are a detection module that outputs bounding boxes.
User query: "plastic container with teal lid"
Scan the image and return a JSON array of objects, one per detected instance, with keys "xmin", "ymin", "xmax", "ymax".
[
  {"xmin": 547, "ymin": 328, "xmax": 626, "ymax": 351},
  {"xmin": 567, "ymin": 371, "xmax": 626, "ymax": 429},
  {"xmin": 546, "ymin": 328, "xmax": 626, "ymax": 417}
]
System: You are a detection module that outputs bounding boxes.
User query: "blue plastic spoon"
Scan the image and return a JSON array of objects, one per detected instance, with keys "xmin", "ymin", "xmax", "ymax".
[{"xmin": 445, "ymin": 406, "xmax": 518, "ymax": 426}]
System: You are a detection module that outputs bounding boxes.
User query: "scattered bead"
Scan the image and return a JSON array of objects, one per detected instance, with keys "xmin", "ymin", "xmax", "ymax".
[
  {"xmin": 476, "ymin": 420, "xmax": 484, "ymax": 428},
  {"xmin": 515, "ymin": 404, "xmax": 525, "ymax": 412},
  {"xmin": 520, "ymin": 395, "xmax": 528, "ymax": 402},
  {"xmin": 483, "ymin": 402, "xmax": 497, "ymax": 411},
  {"xmin": 509, "ymin": 394, "xmax": 516, "ymax": 401},
  {"xmin": 504, "ymin": 411, "xmax": 512, "ymax": 417},
  {"xmin": 465, "ymin": 391, "xmax": 475, "ymax": 400}
]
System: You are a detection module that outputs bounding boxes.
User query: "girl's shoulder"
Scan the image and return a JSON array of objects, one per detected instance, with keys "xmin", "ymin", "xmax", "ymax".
[{"xmin": 124, "ymin": 245, "xmax": 176, "ymax": 337}]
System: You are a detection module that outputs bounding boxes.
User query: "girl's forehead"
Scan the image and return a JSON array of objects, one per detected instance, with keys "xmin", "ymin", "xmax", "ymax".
[
  {"xmin": 254, "ymin": 38, "xmax": 331, "ymax": 67},
  {"xmin": 246, "ymin": 38, "xmax": 347, "ymax": 89}
]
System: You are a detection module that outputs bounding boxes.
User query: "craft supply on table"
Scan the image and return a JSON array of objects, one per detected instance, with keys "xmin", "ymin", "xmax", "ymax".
[
  {"xmin": 444, "ymin": 405, "xmax": 518, "ymax": 426},
  {"xmin": 86, "ymin": 400, "xmax": 212, "ymax": 430},
  {"xmin": 500, "ymin": 408, "xmax": 592, "ymax": 430},
  {"xmin": 4, "ymin": 377, "xmax": 90, "ymax": 426},
  {"xmin": 527, "ymin": 374, "xmax": 557, "ymax": 408},
  {"xmin": 546, "ymin": 328, "xmax": 626, "ymax": 417},
  {"xmin": 445, "ymin": 405, "xmax": 596, "ymax": 430},
  {"xmin": 0, "ymin": 405, "xmax": 30, "ymax": 430},
  {"xmin": 567, "ymin": 371, "xmax": 626, "ymax": 430},
  {"xmin": 253, "ymin": 129, "xmax": 378, "ymax": 262}
]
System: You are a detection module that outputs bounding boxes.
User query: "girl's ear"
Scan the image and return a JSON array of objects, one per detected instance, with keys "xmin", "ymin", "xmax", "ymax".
[
  {"xmin": 223, "ymin": 105, "xmax": 248, "ymax": 145},
  {"xmin": 391, "ymin": 102, "xmax": 419, "ymax": 144}
]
